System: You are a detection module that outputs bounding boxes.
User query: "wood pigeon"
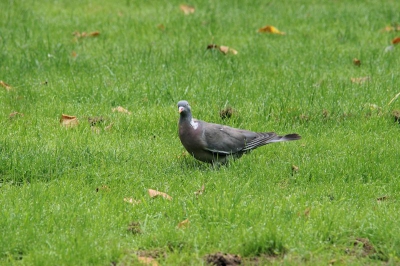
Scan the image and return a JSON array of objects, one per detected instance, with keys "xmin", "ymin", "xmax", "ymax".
[{"xmin": 178, "ymin": 100, "xmax": 301, "ymax": 164}]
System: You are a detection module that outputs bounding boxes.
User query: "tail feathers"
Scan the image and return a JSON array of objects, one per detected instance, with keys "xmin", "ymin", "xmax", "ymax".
[{"xmin": 269, "ymin": 133, "xmax": 301, "ymax": 143}]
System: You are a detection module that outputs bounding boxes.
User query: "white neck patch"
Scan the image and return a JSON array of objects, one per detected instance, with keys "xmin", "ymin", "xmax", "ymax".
[{"xmin": 190, "ymin": 119, "xmax": 199, "ymax": 130}]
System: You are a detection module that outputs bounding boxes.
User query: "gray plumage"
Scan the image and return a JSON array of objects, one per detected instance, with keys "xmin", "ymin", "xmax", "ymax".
[{"xmin": 177, "ymin": 100, "xmax": 301, "ymax": 164}]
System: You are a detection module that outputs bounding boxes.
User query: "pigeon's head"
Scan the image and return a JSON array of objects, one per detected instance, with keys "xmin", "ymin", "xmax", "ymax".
[{"xmin": 177, "ymin": 100, "xmax": 192, "ymax": 117}]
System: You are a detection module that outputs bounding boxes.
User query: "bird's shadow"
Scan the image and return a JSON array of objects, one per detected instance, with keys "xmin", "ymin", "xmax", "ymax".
[{"xmin": 179, "ymin": 157, "xmax": 229, "ymax": 171}]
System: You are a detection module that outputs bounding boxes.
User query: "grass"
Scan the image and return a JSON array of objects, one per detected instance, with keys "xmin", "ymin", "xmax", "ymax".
[{"xmin": 1, "ymin": 0, "xmax": 400, "ymax": 265}]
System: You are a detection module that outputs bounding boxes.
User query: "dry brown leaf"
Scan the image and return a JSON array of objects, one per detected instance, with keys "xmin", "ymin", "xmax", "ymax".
[
  {"xmin": 124, "ymin": 197, "xmax": 142, "ymax": 205},
  {"xmin": 148, "ymin": 189, "xmax": 172, "ymax": 200},
  {"xmin": 258, "ymin": 25, "xmax": 285, "ymax": 35},
  {"xmin": 71, "ymin": 51, "xmax": 77, "ymax": 57},
  {"xmin": 353, "ymin": 58, "xmax": 361, "ymax": 66},
  {"xmin": 391, "ymin": 37, "xmax": 400, "ymax": 45},
  {"xmin": 112, "ymin": 106, "xmax": 132, "ymax": 114},
  {"xmin": 351, "ymin": 76, "xmax": 370, "ymax": 84},
  {"xmin": 157, "ymin": 24, "xmax": 165, "ymax": 31},
  {"xmin": 60, "ymin": 114, "xmax": 79, "ymax": 127},
  {"xmin": 177, "ymin": 218, "xmax": 190, "ymax": 229},
  {"xmin": 194, "ymin": 184, "xmax": 205, "ymax": 196},
  {"xmin": 88, "ymin": 31, "xmax": 100, "ymax": 37},
  {"xmin": 377, "ymin": 196, "xmax": 389, "ymax": 202},
  {"xmin": 219, "ymin": 45, "xmax": 238, "ymax": 55},
  {"xmin": 73, "ymin": 31, "xmax": 100, "ymax": 38},
  {"xmin": 9, "ymin": 112, "xmax": 24, "ymax": 119},
  {"xmin": 138, "ymin": 256, "xmax": 158, "ymax": 266},
  {"xmin": 180, "ymin": 4, "xmax": 195, "ymax": 15},
  {"xmin": 207, "ymin": 44, "xmax": 237, "ymax": 55},
  {"xmin": 0, "ymin": 80, "xmax": 12, "ymax": 91}
]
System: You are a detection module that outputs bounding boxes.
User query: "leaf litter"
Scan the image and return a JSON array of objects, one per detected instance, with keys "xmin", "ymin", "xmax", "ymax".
[{"xmin": 148, "ymin": 189, "xmax": 172, "ymax": 200}]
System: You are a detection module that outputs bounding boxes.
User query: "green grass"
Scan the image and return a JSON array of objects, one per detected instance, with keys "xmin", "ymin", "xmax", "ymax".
[{"xmin": 1, "ymin": 0, "xmax": 400, "ymax": 265}]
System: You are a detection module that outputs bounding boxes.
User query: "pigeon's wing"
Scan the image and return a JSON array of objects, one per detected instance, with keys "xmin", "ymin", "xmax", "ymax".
[{"xmin": 200, "ymin": 121, "xmax": 268, "ymax": 155}]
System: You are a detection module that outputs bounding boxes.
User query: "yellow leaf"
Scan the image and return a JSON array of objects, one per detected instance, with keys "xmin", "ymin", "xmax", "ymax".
[
  {"xmin": 60, "ymin": 114, "xmax": 79, "ymax": 127},
  {"xmin": 177, "ymin": 218, "xmax": 190, "ymax": 229},
  {"xmin": 180, "ymin": 4, "xmax": 195, "ymax": 15},
  {"xmin": 138, "ymin": 256, "xmax": 159, "ymax": 266},
  {"xmin": 258, "ymin": 25, "xmax": 285, "ymax": 35},
  {"xmin": 112, "ymin": 106, "xmax": 132, "ymax": 114},
  {"xmin": 0, "ymin": 80, "xmax": 12, "ymax": 91},
  {"xmin": 148, "ymin": 189, "xmax": 172, "ymax": 200}
]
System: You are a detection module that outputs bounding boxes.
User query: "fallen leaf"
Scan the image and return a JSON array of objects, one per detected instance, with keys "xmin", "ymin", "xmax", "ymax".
[
  {"xmin": 71, "ymin": 51, "xmax": 77, "ymax": 57},
  {"xmin": 73, "ymin": 31, "xmax": 100, "ymax": 38},
  {"xmin": 148, "ymin": 189, "xmax": 172, "ymax": 200},
  {"xmin": 298, "ymin": 207, "xmax": 311, "ymax": 217},
  {"xmin": 88, "ymin": 31, "xmax": 100, "ymax": 37},
  {"xmin": 353, "ymin": 58, "xmax": 361, "ymax": 66},
  {"xmin": 9, "ymin": 112, "xmax": 24, "ymax": 119},
  {"xmin": 194, "ymin": 184, "xmax": 205, "ymax": 197},
  {"xmin": 138, "ymin": 256, "xmax": 158, "ymax": 266},
  {"xmin": 207, "ymin": 44, "xmax": 238, "ymax": 55},
  {"xmin": 180, "ymin": 4, "xmax": 195, "ymax": 15},
  {"xmin": 381, "ymin": 25, "xmax": 400, "ymax": 32},
  {"xmin": 124, "ymin": 197, "xmax": 141, "ymax": 205},
  {"xmin": 0, "ymin": 80, "xmax": 12, "ymax": 91},
  {"xmin": 60, "ymin": 114, "xmax": 79, "ymax": 127},
  {"xmin": 377, "ymin": 196, "xmax": 389, "ymax": 202},
  {"xmin": 157, "ymin": 24, "xmax": 165, "ymax": 31},
  {"xmin": 177, "ymin": 218, "xmax": 190, "ymax": 229},
  {"xmin": 219, "ymin": 45, "xmax": 238, "ymax": 55},
  {"xmin": 351, "ymin": 76, "xmax": 370, "ymax": 84},
  {"xmin": 291, "ymin": 165, "xmax": 299, "ymax": 172},
  {"xmin": 392, "ymin": 37, "xmax": 400, "ymax": 45},
  {"xmin": 258, "ymin": 25, "xmax": 285, "ymax": 35},
  {"xmin": 112, "ymin": 106, "xmax": 132, "ymax": 114}
]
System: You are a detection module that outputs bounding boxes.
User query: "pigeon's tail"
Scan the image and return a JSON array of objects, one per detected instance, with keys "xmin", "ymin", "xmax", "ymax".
[{"xmin": 269, "ymin": 133, "xmax": 301, "ymax": 143}]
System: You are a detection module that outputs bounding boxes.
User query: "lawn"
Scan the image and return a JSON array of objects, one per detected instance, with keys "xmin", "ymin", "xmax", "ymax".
[{"xmin": 1, "ymin": 0, "xmax": 400, "ymax": 265}]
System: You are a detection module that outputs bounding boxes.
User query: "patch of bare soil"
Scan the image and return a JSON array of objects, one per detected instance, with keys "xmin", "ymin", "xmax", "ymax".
[{"xmin": 205, "ymin": 252, "xmax": 242, "ymax": 266}]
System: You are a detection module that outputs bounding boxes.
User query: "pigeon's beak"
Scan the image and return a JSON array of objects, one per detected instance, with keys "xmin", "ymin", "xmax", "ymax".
[{"xmin": 178, "ymin": 106, "xmax": 184, "ymax": 113}]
